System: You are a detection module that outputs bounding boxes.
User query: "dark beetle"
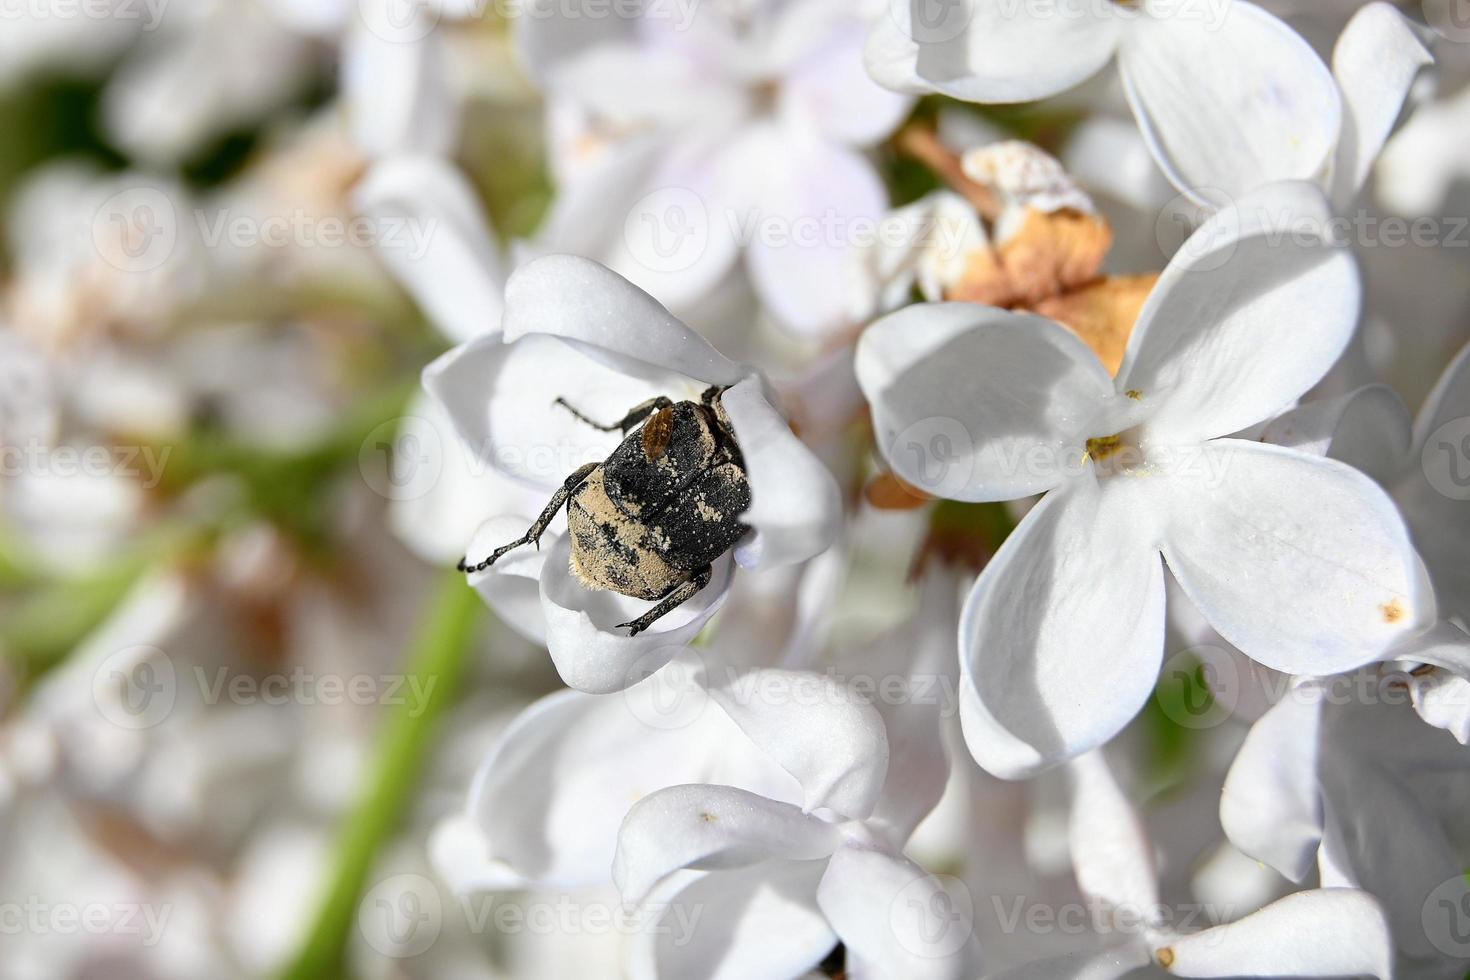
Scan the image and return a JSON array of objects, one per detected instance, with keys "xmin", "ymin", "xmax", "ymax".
[{"xmin": 458, "ymin": 385, "xmax": 752, "ymax": 635}]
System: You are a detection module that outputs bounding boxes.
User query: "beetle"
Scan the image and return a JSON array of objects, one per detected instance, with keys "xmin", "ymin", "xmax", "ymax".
[{"xmin": 457, "ymin": 385, "xmax": 752, "ymax": 635}]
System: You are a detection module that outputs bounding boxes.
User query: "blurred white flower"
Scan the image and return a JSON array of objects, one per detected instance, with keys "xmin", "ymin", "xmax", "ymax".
[
  {"xmin": 857, "ymin": 182, "xmax": 1428, "ymax": 778},
  {"xmin": 868, "ymin": 0, "xmax": 1427, "ymax": 206},
  {"xmin": 1221, "ymin": 676, "xmax": 1470, "ymax": 977},
  {"xmin": 520, "ymin": 0, "xmax": 913, "ymax": 338},
  {"xmin": 984, "ymin": 750, "xmax": 1395, "ymax": 979}
]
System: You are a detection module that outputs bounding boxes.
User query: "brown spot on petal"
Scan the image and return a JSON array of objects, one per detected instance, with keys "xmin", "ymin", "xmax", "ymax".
[
  {"xmin": 1156, "ymin": 946, "xmax": 1176, "ymax": 969},
  {"xmin": 1381, "ymin": 599, "xmax": 1405, "ymax": 624},
  {"xmin": 699, "ymin": 812, "xmax": 717, "ymax": 823}
]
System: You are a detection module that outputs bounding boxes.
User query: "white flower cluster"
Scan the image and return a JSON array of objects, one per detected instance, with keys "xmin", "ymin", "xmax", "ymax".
[{"xmin": 0, "ymin": 0, "xmax": 1467, "ymax": 978}]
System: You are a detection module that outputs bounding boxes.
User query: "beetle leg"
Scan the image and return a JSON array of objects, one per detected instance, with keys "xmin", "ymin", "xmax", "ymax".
[
  {"xmin": 616, "ymin": 564, "xmax": 713, "ymax": 636},
  {"xmin": 457, "ymin": 462, "xmax": 598, "ymax": 574},
  {"xmin": 699, "ymin": 385, "xmax": 726, "ymax": 406},
  {"xmin": 553, "ymin": 396, "xmax": 674, "ymax": 434}
]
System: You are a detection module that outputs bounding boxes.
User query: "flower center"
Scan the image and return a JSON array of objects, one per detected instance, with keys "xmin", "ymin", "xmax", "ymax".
[{"xmin": 1085, "ymin": 434, "xmax": 1124, "ymax": 461}]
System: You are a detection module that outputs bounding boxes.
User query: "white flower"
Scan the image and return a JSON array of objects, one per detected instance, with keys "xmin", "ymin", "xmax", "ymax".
[
  {"xmin": 856, "ymin": 181, "xmax": 1429, "ymax": 778},
  {"xmin": 1221, "ymin": 676, "xmax": 1470, "ymax": 977},
  {"xmin": 1377, "ymin": 84, "xmax": 1470, "ymax": 216},
  {"xmin": 610, "ymin": 576, "xmax": 973, "ymax": 980},
  {"xmin": 423, "ymin": 254, "xmax": 840, "ymax": 691},
  {"xmin": 983, "ymin": 750, "xmax": 1395, "ymax": 979},
  {"xmin": 867, "ymin": 0, "xmax": 1429, "ymax": 205},
  {"xmin": 1264, "ymin": 348, "xmax": 1470, "ymax": 741},
  {"xmin": 519, "ymin": 0, "xmax": 913, "ymax": 338}
]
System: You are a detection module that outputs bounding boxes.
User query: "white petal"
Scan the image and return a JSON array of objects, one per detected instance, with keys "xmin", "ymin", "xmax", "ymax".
[
  {"xmin": 454, "ymin": 683, "xmax": 795, "ymax": 890},
  {"xmin": 500, "ymin": 254, "xmax": 748, "ymax": 387},
  {"xmin": 865, "ymin": 0, "xmax": 1120, "ymax": 103},
  {"xmin": 1219, "ymin": 681, "xmax": 1324, "ymax": 883},
  {"xmin": 1119, "ymin": 182, "xmax": 1359, "ymax": 446},
  {"xmin": 422, "ymin": 332, "xmax": 677, "ymax": 491},
  {"xmin": 1401, "ymin": 622, "xmax": 1470, "ymax": 743},
  {"xmin": 628, "ymin": 861, "xmax": 835, "ymax": 980},
  {"xmin": 540, "ymin": 535, "xmax": 735, "ymax": 694},
  {"xmin": 388, "ymin": 394, "xmax": 546, "ymax": 567},
  {"xmin": 856, "ymin": 303, "xmax": 1123, "ymax": 503},
  {"xmin": 959, "ymin": 477, "xmax": 1167, "ymax": 778},
  {"xmin": 721, "ymin": 377, "xmax": 841, "ymax": 568},
  {"xmin": 1156, "ymin": 889, "xmax": 1392, "ymax": 979},
  {"xmin": 342, "ymin": 24, "xmax": 456, "ymax": 159},
  {"xmin": 513, "ymin": 0, "xmax": 639, "ymax": 85},
  {"xmin": 741, "ymin": 130, "xmax": 889, "ymax": 338},
  {"xmin": 1318, "ymin": 731, "xmax": 1470, "ymax": 963},
  {"xmin": 354, "ymin": 156, "xmax": 504, "ymax": 344},
  {"xmin": 462, "ymin": 516, "xmax": 553, "ymax": 644},
  {"xmin": 1402, "ymin": 342, "xmax": 1470, "ymax": 624},
  {"xmin": 1067, "ymin": 752, "xmax": 1159, "ymax": 917},
  {"xmin": 1161, "ymin": 440, "xmax": 1430, "ymax": 674},
  {"xmin": 1259, "ymin": 384, "xmax": 1412, "ymax": 487},
  {"xmin": 1328, "ymin": 2, "xmax": 1432, "ymax": 207},
  {"xmin": 983, "ymin": 947, "xmax": 1151, "ymax": 980},
  {"xmin": 1119, "ymin": 2, "xmax": 1340, "ymax": 199},
  {"xmin": 613, "ymin": 784, "xmax": 840, "ymax": 907},
  {"xmin": 704, "ymin": 666, "xmax": 889, "ymax": 819},
  {"xmin": 817, "ymin": 840, "xmax": 975, "ymax": 980},
  {"xmin": 780, "ymin": 12, "xmax": 913, "ymax": 146},
  {"xmin": 858, "ymin": 571, "xmax": 961, "ymax": 842}
]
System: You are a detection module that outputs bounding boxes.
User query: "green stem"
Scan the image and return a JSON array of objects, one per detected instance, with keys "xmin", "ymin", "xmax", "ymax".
[{"xmin": 277, "ymin": 572, "xmax": 482, "ymax": 980}]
